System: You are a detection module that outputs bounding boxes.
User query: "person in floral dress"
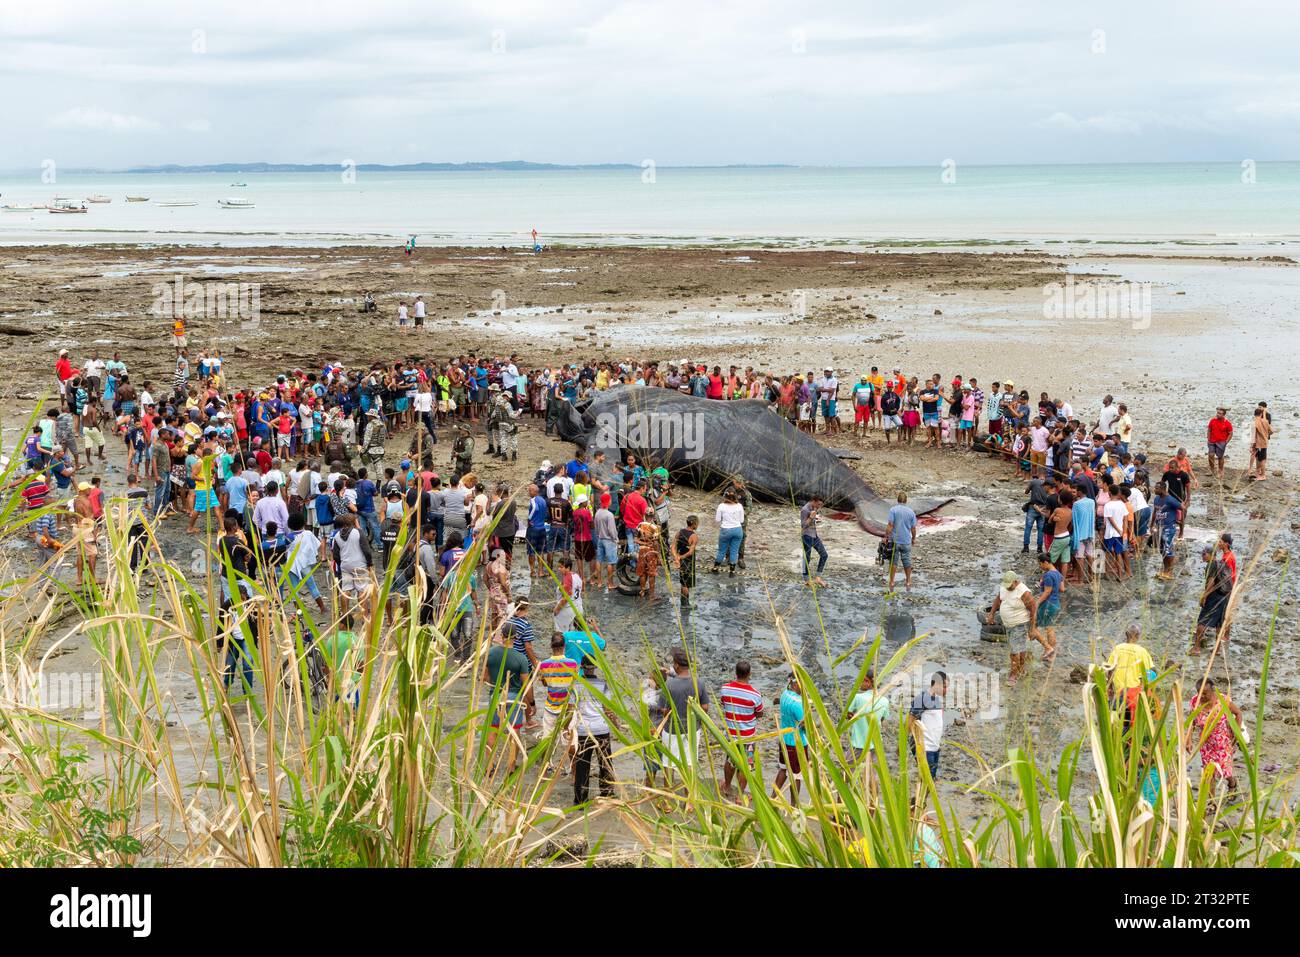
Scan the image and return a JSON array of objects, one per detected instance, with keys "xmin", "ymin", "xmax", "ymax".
[{"xmin": 1187, "ymin": 678, "xmax": 1244, "ymax": 790}]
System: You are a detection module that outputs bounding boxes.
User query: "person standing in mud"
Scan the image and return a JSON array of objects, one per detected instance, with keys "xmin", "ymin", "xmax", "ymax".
[
  {"xmin": 1206, "ymin": 407, "xmax": 1233, "ymax": 479},
  {"xmin": 720, "ymin": 476, "xmax": 752, "ymax": 569},
  {"xmin": 1046, "ymin": 485, "xmax": 1073, "ymax": 575},
  {"xmin": 451, "ymin": 425, "xmax": 473, "ymax": 475},
  {"xmin": 800, "ymin": 496, "xmax": 829, "ymax": 587},
  {"xmin": 655, "ymin": 647, "xmax": 711, "ymax": 778},
  {"xmin": 1192, "ymin": 543, "xmax": 1234, "ymax": 655},
  {"xmin": 773, "ymin": 672, "xmax": 806, "ymax": 802},
  {"xmin": 672, "ymin": 515, "xmax": 699, "ymax": 605},
  {"xmin": 717, "ymin": 661, "xmax": 764, "ymax": 800},
  {"xmin": 987, "ymin": 570, "xmax": 1039, "ymax": 685},
  {"xmin": 1186, "ymin": 677, "xmax": 1244, "ymax": 792},
  {"xmin": 884, "ymin": 492, "xmax": 917, "ymax": 592},
  {"xmin": 217, "ymin": 513, "xmax": 258, "ymax": 693},
  {"xmin": 1249, "ymin": 406, "xmax": 1272, "ymax": 482},
  {"xmin": 1032, "ymin": 554, "xmax": 1061, "ymax": 662},
  {"xmin": 907, "ymin": 672, "xmax": 947, "ymax": 779},
  {"xmin": 1104, "ymin": 624, "xmax": 1153, "ymax": 729},
  {"xmin": 712, "ymin": 488, "xmax": 745, "ymax": 576}
]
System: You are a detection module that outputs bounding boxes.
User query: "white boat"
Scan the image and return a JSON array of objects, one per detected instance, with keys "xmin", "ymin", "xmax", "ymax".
[
  {"xmin": 1, "ymin": 205, "xmax": 41, "ymax": 212},
  {"xmin": 49, "ymin": 204, "xmax": 88, "ymax": 214},
  {"xmin": 85, "ymin": 195, "xmax": 111, "ymax": 203},
  {"xmin": 125, "ymin": 196, "xmax": 150, "ymax": 202},
  {"xmin": 156, "ymin": 200, "xmax": 198, "ymax": 207},
  {"xmin": 229, "ymin": 182, "xmax": 248, "ymax": 187},
  {"xmin": 218, "ymin": 198, "xmax": 255, "ymax": 208}
]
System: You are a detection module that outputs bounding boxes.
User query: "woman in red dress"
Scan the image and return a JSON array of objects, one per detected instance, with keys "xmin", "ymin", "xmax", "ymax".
[{"xmin": 1186, "ymin": 678, "xmax": 1244, "ymax": 790}]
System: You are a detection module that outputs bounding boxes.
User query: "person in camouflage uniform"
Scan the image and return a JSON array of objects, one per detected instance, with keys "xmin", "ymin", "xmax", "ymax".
[
  {"xmin": 489, "ymin": 388, "xmax": 520, "ymax": 461},
  {"xmin": 452, "ymin": 426, "xmax": 474, "ymax": 475}
]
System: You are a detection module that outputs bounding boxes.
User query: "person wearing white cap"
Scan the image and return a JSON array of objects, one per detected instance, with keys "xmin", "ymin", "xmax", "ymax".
[
  {"xmin": 54, "ymin": 349, "xmax": 74, "ymax": 399},
  {"xmin": 987, "ymin": 569, "xmax": 1040, "ymax": 685}
]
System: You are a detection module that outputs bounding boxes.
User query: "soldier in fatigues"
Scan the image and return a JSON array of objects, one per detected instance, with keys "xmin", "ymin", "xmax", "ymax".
[
  {"xmin": 489, "ymin": 388, "xmax": 520, "ymax": 461},
  {"xmin": 544, "ymin": 372, "xmax": 564, "ymax": 435},
  {"xmin": 452, "ymin": 426, "xmax": 474, "ymax": 475},
  {"xmin": 727, "ymin": 476, "xmax": 754, "ymax": 570},
  {"xmin": 486, "ymin": 383, "xmax": 502, "ymax": 454}
]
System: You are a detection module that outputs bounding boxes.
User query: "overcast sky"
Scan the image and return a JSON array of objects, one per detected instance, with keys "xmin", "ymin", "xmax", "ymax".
[{"xmin": 3, "ymin": 0, "xmax": 1298, "ymax": 169}]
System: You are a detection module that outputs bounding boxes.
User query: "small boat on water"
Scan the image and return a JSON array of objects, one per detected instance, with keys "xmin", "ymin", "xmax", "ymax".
[
  {"xmin": 229, "ymin": 182, "xmax": 248, "ymax": 187},
  {"xmin": 2, "ymin": 204, "xmax": 41, "ymax": 212},
  {"xmin": 85, "ymin": 195, "xmax": 111, "ymax": 203},
  {"xmin": 218, "ymin": 198, "xmax": 255, "ymax": 208},
  {"xmin": 49, "ymin": 204, "xmax": 88, "ymax": 214},
  {"xmin": 156, "ymin": 200, "xmax": 198, "ymax": 207},
  {"xmin": 125, "ymin": 196, "xmax": 150, "ymax": 202}
]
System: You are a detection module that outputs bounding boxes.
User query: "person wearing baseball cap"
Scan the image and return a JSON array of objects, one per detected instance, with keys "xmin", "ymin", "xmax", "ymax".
[{"xmin": 987, "ymin": 569, "xmax": 1039, "ymax": 685}]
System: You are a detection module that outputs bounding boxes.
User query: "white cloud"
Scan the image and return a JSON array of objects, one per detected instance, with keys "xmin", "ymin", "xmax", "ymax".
[
  {"xmin": 1037, "ymin": 112, "xmax": 1143, "ymax": 134},
  {"xmin": 48, "ymin": 106, "xmax": 159, "ymax": 132},
  {"xmin": 5, "ymin": 2, "xmax": 1299, "ymax": 166},
  {"xmin": 1035, "ymin": 110, "xmax": 1219, "ymax": 136}
]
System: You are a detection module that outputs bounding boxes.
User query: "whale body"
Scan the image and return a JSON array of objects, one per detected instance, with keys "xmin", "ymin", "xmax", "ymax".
[{"xmin": 556, "ymin": 386, "xmax": 951, "ymax": 535}]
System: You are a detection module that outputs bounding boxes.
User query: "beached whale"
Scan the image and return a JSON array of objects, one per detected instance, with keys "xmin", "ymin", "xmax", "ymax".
[{"xmin": 556, "ymin": 386, "xmax": 951, "ymax": 535}]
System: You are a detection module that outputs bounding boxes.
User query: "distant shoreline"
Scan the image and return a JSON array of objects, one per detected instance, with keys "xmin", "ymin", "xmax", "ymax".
[{"xmin": 0, "ymin": 161, "xmax": 798, "ymax": 175}]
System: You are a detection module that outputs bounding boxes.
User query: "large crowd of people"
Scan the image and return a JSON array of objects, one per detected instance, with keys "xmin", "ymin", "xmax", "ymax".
[{"xmin": 11, "ymin": 325, "xmax": 1274, "ymax": 814}]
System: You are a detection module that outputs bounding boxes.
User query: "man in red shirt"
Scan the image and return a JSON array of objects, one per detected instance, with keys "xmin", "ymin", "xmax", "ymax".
[
  {"xmin": 1206, "ymin": 407, "xmax": 1233, "ymax": 478},
  {"xmin": 719, "ymin": 660, "xmax": 765, "ymax": 799},
  {"xmin": 1219, "ymin": 532, "xmax": 1238, "ymax": 585},
  {"xmin": 620, "ymin": 481, "xmax": 648, "ymax": 555},
  {"xmin": 54, "ymin": 349, "xmax": 74, "ymax": 399}
]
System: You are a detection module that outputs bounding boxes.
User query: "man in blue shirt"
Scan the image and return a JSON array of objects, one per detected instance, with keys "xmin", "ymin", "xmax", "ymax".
[
  {"xmin": 354, "ymin": 467, "xmax": 379, "ymax": 547},
  {"xmin": 1151, "ymin": 481, "xmax": 1182, "ymax": 581},
  {"xmin": 1069, "ymin": 491, "xmax": 1097, "ymax": 584},
  {"xmin": 525, "ymin": 482, "xmax": 548, "ymax": 577},
  {"xmin": 225, "ymin": 471, "xmax": 250, "ymax": 517},
  {"xmin": 1034, "ymin": 552, "xmax": 1063, "ymax": 660},
  {"xmin": 773, "ymin": 673, "xmax": 806, "ymax": 802},
  {"xmin": 884, "ymin": 491, "xmax": 917, "ymax": 592},
  {"xmin": 565, "ymin": 450, "xmax": 587, "ymax": 481}
]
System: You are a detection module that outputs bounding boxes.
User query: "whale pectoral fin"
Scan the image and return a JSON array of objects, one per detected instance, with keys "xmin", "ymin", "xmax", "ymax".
[
  {"xmin": 854, "ymin": 502, "xmax": 888, "ymax": 537},
  {"xmin": 854, "ymin": 496, "xmax": 953, "ymax": 537}
]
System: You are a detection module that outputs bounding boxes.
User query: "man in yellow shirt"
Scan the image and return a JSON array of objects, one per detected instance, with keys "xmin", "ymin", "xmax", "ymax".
[{"xmin": 1105, "ymin": 624, "xmax": 1154, "ymax": 726}]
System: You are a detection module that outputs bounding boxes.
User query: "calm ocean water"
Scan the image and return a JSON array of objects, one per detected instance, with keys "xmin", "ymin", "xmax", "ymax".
[{"xmin": 2, "ymin": 162, "xmax": 1299, "ymax": 250}]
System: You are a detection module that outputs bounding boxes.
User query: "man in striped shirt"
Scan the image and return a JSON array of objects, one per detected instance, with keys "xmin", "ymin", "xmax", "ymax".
[
  {"xmin": 24, "ymin": 472, "xmax": 61, "ymax": 554},
  {"xmin": 719, "ymin": 660, "xmax": 765, "ymax": 799},
  {"xmin": 504, "ymin": 602, "xmax": 538, "ymax": 668},
  {"xmin": 1070, "ymin": 426, "xmax": 1091, "ymax": 466},
  {"xmin": 537, "ymin": 634, "xmax": 579, "ymax": 770}
]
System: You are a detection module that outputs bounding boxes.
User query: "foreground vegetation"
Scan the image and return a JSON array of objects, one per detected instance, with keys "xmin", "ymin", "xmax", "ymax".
[{"xmin": 0, "ymin": 454, "xmax": 1296, "ymax": 868}]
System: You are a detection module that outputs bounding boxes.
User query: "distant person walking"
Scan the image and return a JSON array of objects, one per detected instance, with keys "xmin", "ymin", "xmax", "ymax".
[{"xmin": 1206, "ymin": 407, "xmax": 1233, "ymax": 478}]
